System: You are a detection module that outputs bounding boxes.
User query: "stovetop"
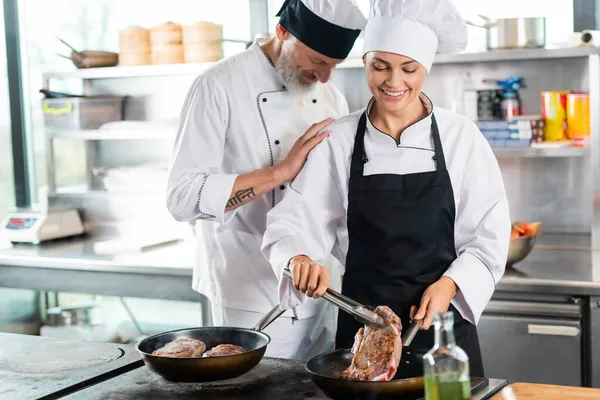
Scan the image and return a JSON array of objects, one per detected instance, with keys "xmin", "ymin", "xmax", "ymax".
[
  {"xmin": 0, "ymin": 333, "xmax": 142, "ymax": 400},
  {"xmin": 65, "ymin": 358, "xmax": 321, "ymax": 400},
  {"xmin": 65, "ymin": 357, "xmax": 507, "ymax": 400}
]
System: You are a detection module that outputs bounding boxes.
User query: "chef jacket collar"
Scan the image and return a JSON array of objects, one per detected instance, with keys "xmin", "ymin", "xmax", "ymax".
[
  {"xmin": 251, "ymin": 42, "xmax": 286, "ymax": 90},
  {"xmin": 366, "ymin": 92, "xmax": 434, "ymax": 146}
]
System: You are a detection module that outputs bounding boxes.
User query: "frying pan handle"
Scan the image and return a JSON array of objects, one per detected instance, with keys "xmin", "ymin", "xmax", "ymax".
[
  {"xmin": 402, "ymin": 320, "xmax": 422, "ymax": 346},
  {"xmin": 251, "ymin": 305, "xmax": 285, "ymax": 332}
]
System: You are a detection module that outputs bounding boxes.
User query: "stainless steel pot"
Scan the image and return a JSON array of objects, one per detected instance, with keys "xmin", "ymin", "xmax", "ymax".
[
  {"xmin": 467, "ymin": 15, "xmax": 546, "ymax": 50},
  {"xmin": 45, "ymin": 304, "xmax": 100, "ymax": 327}
]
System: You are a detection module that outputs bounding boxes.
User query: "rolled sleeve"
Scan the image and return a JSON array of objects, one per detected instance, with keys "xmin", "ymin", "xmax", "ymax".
[
  {"xmin": 198, "ymin": 173, "xmax": 240, "ymax": 223},
  {"xmin": 167, "ymin": 73, "xmax": 235, "ymax": 223}
]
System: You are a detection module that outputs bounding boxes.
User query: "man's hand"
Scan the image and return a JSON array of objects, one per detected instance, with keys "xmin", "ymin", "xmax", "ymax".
[
  {"xmin": 410, "ymin": 277, "xmax": 458, "ymax": 330},
  {"xmin": 275, "ymin": 118, "xmax": 333, "ymax": 183},
  {"xmin": 288, "ymin": 255, "xmax": 331, "ymax": 298}
]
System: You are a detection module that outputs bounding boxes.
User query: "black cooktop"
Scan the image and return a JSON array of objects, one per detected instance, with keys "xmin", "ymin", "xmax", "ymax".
[
  {"xmin": 65, "ymin": 358, "xmax": 506, "ymax": 400},
  {"xmin": 0, "ymin": 333, "xmax": 142, "ymax": 400}
]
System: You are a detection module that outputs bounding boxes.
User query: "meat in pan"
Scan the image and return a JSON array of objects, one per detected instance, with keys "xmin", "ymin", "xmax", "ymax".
[
  {"xmin": 152, "ymin": 338, "xmax": 206, "ymax": 358},
  {"xmin": 342, "ymin": 305, "xmax": 402, "ymax": 381},
  {"xmin": 202, "ymin": 344, "xmax": 246, "ymax": 357}
]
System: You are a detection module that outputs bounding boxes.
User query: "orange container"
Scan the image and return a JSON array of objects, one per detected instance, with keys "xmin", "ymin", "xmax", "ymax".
[
  {"xmin": 541, "ymin": 91, "xmax": 569, "ymax": 141},
  {"xmin": 566, "ymin": 92, "xmax": 590, "ymax": 141}
]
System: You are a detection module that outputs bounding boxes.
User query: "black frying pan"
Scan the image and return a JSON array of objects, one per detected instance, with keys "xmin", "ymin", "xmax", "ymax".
[
  {"xmin": 305, "ymin": 321, "xmax": 428, "ymax": 400},
  {"xmin": 135, "ymin": 305, "xmax": 284, "ymax": 382}
]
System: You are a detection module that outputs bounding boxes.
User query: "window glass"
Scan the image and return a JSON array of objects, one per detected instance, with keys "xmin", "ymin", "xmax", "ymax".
[{"xmin": 19, "ymin": 0, "xmax": 251, "ymax": 199}]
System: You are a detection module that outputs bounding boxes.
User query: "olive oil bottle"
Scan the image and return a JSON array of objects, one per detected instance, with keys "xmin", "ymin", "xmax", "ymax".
[{"xmin": 423, "ymin": 312, "xmax": 470, "ymax": 400}]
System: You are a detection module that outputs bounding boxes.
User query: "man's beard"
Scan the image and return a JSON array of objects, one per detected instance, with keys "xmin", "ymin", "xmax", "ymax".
[{"xmin": 275, "ymin": 42, "xmax": 316, "ymax": 95}]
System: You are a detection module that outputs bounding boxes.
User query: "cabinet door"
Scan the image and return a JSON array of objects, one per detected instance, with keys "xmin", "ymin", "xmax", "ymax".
[{"xmin": 478, "ymin": 314, "xmax": 581, "ymax": 386}]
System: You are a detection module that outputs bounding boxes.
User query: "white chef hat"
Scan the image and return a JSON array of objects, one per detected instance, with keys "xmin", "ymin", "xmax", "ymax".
[
  {"xmin": 362, "ymin": 0, "xmax": 468, "ymax": 72},
  {"xmin": 277, "ymin": 0, "xmax": 367, "ymax": 59}
]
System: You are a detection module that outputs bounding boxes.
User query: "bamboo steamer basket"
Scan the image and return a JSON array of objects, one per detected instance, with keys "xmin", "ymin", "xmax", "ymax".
[
  {"xmin": 119, "ymin": 26, "xmax": 151, "ymax": 52},
  {"xmin": 183, "ymin": 22, "xmax": 223, "ymax": 45},
  {"xmin": 119, "ymin": 52, "xmax": 151, "ymax": 66},
  {"xmin": 151, "ymin": 44, "xmax": 185, "ymax": 64},
  {"xmin": 184, "ymin": 43, "xmax": 223, "ymax": 63},
  {"xmin": 151, "ymin": 22, "xmax": 183, "ymax": 45}
]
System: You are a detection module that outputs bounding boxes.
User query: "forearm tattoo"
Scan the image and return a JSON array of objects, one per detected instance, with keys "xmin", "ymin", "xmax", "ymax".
[{"xmin": 226, "ymin": 188, "xmax": 256, "ymax": 208}]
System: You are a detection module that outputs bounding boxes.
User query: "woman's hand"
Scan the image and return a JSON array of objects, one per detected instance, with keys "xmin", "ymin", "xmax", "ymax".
[
  {"xmin": 410, "ymin": 276, "xmax": 458, "ymax": 330},
  {"xmin": 288, "ymin": 255, "xmax": 331, "ymax": 298}
]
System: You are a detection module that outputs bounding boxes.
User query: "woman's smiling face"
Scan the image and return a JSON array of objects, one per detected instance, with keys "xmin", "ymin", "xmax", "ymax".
[{"xmin": 364, "ymin": 51, "xmax": 427, "ymax": 114}]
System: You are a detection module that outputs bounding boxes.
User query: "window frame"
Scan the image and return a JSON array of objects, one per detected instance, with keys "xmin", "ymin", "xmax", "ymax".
[{"xmin": 3, "ymin": 0, "xmax": 30, "ymax": 208}]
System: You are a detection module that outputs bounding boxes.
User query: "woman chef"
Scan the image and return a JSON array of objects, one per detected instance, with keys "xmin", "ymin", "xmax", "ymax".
[{"xmin": 262, "ymin": 0, "xmax": 510, "ymax": 376}]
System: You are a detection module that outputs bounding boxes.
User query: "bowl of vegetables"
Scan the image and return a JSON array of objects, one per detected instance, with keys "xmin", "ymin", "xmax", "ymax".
[{"xmin": 507, "ymin": 221, "xmax": 541, "ymax": 267}]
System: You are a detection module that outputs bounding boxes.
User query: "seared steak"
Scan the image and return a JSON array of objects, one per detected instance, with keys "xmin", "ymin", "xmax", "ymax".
[
  {"xmin": 152, "ymin": 338, "xmax": 206, "ymax": 358},
  {"xmin": 202, "ymin": 344, "xmax": 246, "ymax": 357},
  {"xmin": 342, "ymin": 306, "xmax": 402, "ymax": 381}
]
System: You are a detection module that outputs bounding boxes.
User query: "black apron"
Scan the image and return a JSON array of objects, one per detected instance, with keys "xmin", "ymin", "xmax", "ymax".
[{"xmin": 336, "ymin": 111, "xmax": 484, "ymax": 377}]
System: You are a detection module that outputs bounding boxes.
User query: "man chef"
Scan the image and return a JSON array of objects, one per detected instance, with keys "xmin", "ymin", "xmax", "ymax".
[
  {"xmin": 166, "ymin": 0, "xmax": 366, "ymax": 361},
  {"xmin": 262, "ymin": 0, "xmax": 510, "ymax": 375}
]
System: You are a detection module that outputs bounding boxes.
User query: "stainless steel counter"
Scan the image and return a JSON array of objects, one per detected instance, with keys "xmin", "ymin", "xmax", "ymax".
[
  {"xmin": 1, "ymin": 231, "xmax": 600, "ymax": 300},
  {"xmin": 498, "ymin": 234, "xmax": 600, "ymax": 296},
  {"xmin": 0, "ymin": 227, "xmax": 197, "ymax": 302}
]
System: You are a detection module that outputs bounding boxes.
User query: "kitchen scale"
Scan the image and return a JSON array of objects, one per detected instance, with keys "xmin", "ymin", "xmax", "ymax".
[{"xmin": 0, "ymin": 208, "xmax": 84, "ymax": 244}]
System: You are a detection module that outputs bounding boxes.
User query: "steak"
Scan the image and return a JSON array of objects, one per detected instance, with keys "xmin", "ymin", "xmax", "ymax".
[
  {"xmin": 202, "ymin": 344, "xmax": 246, "ymax": 357},
  {"xmin": 152, "ymin": 338, "xmax": 206, "ymax": 358},
  {"xmin": 341, "ymin": 306, "xmax": 402, "ymax": 381}
]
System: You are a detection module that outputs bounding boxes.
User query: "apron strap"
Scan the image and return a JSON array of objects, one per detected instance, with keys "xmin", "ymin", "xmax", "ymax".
[
  {"xmin": 430, "ymin": 114, "xmax": 447, "ymax": 171},
  {"xmin": 349, "ymin": 112, "xmax": 368, "ymax": 183}
]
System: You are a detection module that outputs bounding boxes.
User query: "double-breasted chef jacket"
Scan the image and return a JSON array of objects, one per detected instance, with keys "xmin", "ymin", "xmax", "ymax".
[
  {"xmin": 166, "ymin": 0, "xmax": 366, "ymax": 361},
  {"xmin": 167, "ymin": 41, "xmax": 349, "ymax": 319}
]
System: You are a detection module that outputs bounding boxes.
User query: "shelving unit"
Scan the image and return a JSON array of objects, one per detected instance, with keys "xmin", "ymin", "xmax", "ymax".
[
  {"xmin": 42, "ymin": 47, "xmax": 600, "ymax": 82},
  {"xmin": 46, "ymin": 128, "xmax": 174, "ymax": 141},
  {"xmin": 492, "ymin": 146, "xmax": 589, "ymax": 158},
  {"xmin": 42, "ymin": 45, "xmax": 600, "ymax": 247}
]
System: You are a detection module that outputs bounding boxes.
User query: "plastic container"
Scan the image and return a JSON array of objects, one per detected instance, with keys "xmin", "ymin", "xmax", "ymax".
[
  {"xmin": 461, "ymin": 73, "xmax": 478, "ymax": 121},
  {"xmin": 566, "ymin": 92, "xmax": 590, "ymax": 145},
  {"xmin": 541, "ymin": 91, "xmax": 569, "ymax": 141},
  {"xmin": 501, "ymin": 91, "xmax": 520, "ymax": 120},
  {"xmin": 42, "ymin": 96, "xmax": 125, "ymax": 130}
]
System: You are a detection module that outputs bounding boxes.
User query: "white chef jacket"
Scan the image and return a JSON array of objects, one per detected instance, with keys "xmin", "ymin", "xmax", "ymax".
[
  {"xmin": 262, "ymin": 96, "xmax": 511, "ymax": 325},
  {"xmin": 166, "ymin": 42, "xmax": 348, "ymax": 317}
]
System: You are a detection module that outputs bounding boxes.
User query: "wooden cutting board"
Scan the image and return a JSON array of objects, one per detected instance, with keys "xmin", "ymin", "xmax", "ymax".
[{"xmin": 492, "ymin": 382, "xmax": 600, "ymax": 399}]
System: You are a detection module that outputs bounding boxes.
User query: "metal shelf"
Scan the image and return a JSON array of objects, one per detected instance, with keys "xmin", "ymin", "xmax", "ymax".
[
  {"xmin": 42, "ymin": 47, "xmax": 600, "ymax": 80},
  {"xmin": 492, "ymin": 146, "xmax": 589, "ymax": 158},
  {"xmin": 433, "ymin": 46, "xmax": 600, "ymax": 65},
  {"xmin": 43, "ymin": 62, "xmax": 214, "ymax": 80},
  {"xmin": 47, "ymin": 128, "xmax": 173, "ymax": 140}
]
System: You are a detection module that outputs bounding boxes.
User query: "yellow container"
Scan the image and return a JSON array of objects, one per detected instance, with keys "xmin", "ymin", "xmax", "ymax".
[
  {"xmin": 541, "ymin": 91, "xmax": 569, "ymax": 141},
  {"xmin": 566, "ymin": 92, "xmax": 590, "ymax": 139}
]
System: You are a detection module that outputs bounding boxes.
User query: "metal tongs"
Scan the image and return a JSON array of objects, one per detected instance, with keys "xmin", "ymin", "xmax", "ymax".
[{"xmin": 282, "ymin": 269, "xmax": 387, "ymax": 330}]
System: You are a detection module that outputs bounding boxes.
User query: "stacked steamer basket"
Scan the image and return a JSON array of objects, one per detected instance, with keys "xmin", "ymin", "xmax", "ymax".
[
  {"xmin": 150, "ymin": 22, "xmax": 185, "ymax": 65},
  {"xmin": 118, "ymin": 26, "xmax": 151, "ymax": 66},
  {"xmin": 183, "ymin": 21, "xmax": 224, "ymax": 63}
]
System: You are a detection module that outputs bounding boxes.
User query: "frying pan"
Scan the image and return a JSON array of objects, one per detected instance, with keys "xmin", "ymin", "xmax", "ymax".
[
  {"xmin": 306, "ymin": 321, "xmax": 428, "ymax": 400},
  {"xmin": 135, "ymin": 305, "xmax": 284, "ymax": 382}
]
